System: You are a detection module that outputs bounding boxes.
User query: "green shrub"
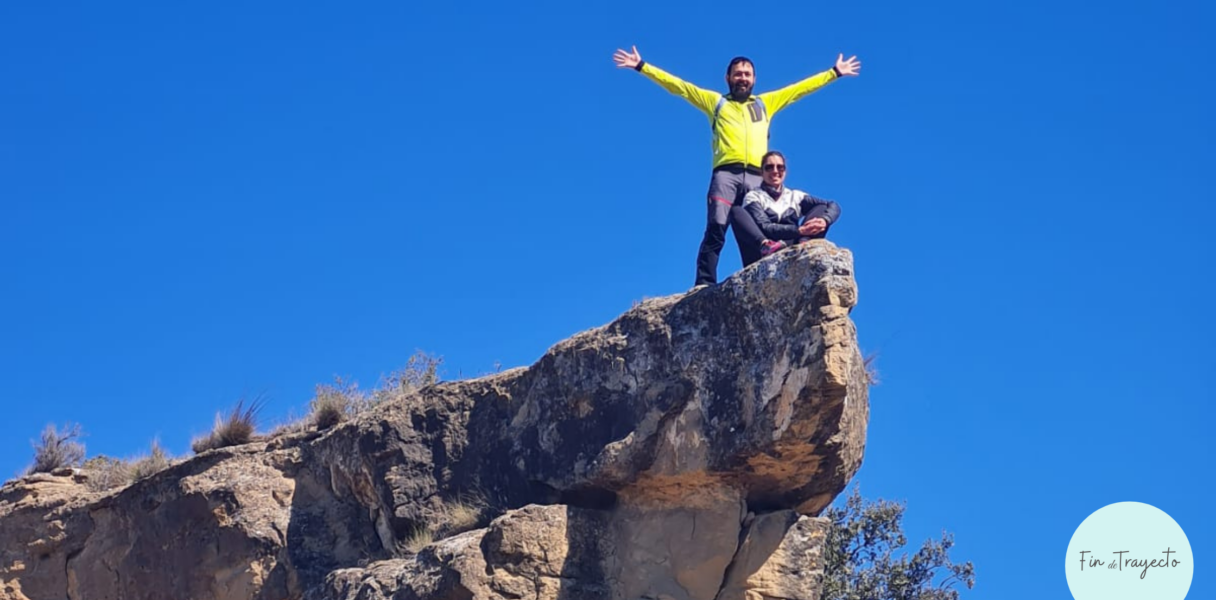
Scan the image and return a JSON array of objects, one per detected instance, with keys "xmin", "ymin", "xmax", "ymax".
[{"xmin": 822, "ymin": 485, "xmax": 975, "ymax": 600}]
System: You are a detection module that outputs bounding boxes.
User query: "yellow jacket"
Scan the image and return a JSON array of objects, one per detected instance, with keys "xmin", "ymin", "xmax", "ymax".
[{"xmin": 638, "ymin": 62, "xmax": 837, "ymax": 169}]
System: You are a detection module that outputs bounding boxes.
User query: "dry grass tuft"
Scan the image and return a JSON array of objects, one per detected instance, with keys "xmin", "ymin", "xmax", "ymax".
[
  {"xmin": 863, "ymin": 352, "xmax": 881, "ymax": 386},
  {"xmin": 311, "ymin": 394, "xmax": 345, "ymax": 430},
  {"xmin": 192, "ymin": 396, "xmax": 265, "ymax": 453},
  {"xmin": 432, "ymin": 493, "xmax": 488, "ymax": 539},
  {"xmin": 441, "ymin": 501, "xmax": 482, "ymax": 534},
  {"xmin": 28, "ymin": 423, "xmax": 86, "ymax": 475},
  {"xmin": 398, "ymin": 525, "xmax": 434, "ymax": 554},
  {"xmin": 130, "ymin": 440, "xmax": 172, "ymax": 481},
  {"xmin": 394, "ymin": 493, "xmax": 488, "ymax": 556},
  {"xmin": 268, "ymin": 409, "xmax": 311, "ymax": 438}
]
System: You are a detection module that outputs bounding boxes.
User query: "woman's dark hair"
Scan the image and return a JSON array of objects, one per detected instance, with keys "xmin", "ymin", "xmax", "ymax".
[
  {"xmin": 726, "ymin": 56, "xmax": 754, "ymax": 75},
  {"xmin": 762, "ymin": 150, "xmax": 786, "ymax": 167}
]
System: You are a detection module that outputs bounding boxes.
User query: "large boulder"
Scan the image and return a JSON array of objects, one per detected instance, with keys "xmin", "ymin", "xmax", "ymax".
[{"xmin": 0, "ymin": 241, "xmax": 868, "ymax": 600}]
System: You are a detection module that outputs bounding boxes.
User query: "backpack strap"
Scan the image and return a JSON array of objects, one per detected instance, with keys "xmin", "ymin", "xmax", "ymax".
[
  {"xmin": 755, "ymin": 97, "xmax": 769, "ymax": 140},
  {"xmin": 712, "ymin": 96, "xmax": 727, "ymax": 134}
]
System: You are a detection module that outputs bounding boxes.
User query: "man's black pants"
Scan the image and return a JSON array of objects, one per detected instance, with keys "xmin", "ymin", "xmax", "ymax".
[{"xmin": 695, "ymin": 165, "xmax": 766, "ymax": 286}]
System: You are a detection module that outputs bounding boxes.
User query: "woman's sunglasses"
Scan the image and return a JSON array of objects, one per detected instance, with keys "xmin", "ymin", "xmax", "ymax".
[{"xmin": 763, "ymin": 164, "xmax": 786, "ymax": 173}]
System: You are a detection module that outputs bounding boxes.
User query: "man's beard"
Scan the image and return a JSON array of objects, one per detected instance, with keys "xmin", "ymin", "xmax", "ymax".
[{"xmin": 732, "ymin": 82, "xmax": 752, "ymax": 98}]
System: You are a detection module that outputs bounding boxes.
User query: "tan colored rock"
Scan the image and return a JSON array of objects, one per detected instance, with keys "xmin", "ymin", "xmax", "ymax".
[
  {"xmin": 319, "ymin": 494, "xmax": 749, "ymax": 600},
  {"xmin": 610, "ymin": 487, "xmax": 745, "ymax": 600},
  {"xmin": 717, "ymin": 512, "xmax": 829, "ymax": 600},
  {"xmin": 316, "ymin": 505, "xmax": 613, "ymax": 600},
  {"xmin": 63, "ymin": 450, "xmax": 298, "ymax": 600},
  {"xmin": 0, "ymin": 471, "xmax": 96, "ymax": 600},
  {"xmin": 1, "ymin": 577, "xmax": 29, "ymax": 600}
]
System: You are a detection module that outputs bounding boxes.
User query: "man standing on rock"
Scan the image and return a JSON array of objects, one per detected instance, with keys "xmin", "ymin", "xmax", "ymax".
[{"xmin": 612, "ymin": 47, "xmax": 860, "ymax": 287}]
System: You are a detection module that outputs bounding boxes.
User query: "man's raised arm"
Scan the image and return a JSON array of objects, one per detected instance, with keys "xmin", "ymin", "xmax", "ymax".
[
  {"xmin": 759, "ymin": 53, "xmax": 861, "ymax": 115},
  {"xmin": 613, "ymin": 46, "xmax": 719, "ymax": 116}
]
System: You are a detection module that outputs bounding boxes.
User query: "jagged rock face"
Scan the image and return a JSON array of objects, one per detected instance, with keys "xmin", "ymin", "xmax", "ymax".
[
  {"xmin": 316, "ymin": 502, "xmax": 830, "ymax": 600},
  {"xmin": 0, "ymin": 242, "xmax": 868, "ymax": 600}
]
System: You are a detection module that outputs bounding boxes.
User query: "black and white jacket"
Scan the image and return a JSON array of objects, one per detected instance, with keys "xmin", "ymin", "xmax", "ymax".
[{"xmin": 742, "ymin": 184, "xmax": 841, "ymax": 241}]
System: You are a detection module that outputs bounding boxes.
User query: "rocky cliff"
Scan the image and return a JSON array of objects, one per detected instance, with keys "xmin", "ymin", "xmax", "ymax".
[{"xmin": 0, "ymin": 241, "xmax": 868, "ymax": 600}]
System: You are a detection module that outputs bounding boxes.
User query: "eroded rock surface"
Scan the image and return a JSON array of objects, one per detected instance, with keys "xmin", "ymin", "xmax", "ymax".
[{"xmin": 0, "ymin": 242, "xmax": 868, "ymax": 600}]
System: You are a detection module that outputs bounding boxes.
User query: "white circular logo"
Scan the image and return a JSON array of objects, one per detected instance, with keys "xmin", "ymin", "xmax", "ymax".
[{"xmin": 1065, "ymin": 502, "xmax": 1193, "ymax": 599}]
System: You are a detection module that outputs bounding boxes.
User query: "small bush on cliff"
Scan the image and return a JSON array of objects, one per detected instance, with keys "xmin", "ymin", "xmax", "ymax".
[
  {"xmin": 192, "ymin": 397, "xmax": 264, "ymax": 453},
  {"xmin": 81, "ymin": 441, "xmax": 174, "ymax": 491},
  {"xmin": 372, "ymin": 351, "xmax": 443, "ymax": 404},
  {"xmin": 82, "ymin": 455, "xmax": 132, "ymax": 491},
  {"xmin": 28, "ymin": 423, "xmax": 86, "ymax": 474},
  {"xmin": 280, "ymin": 352, "xmax": 442, "ymax": 437},
  {"xmin": 822, "ymin": 485, "xmax": 975, "ymax": 600},
  {"xmin": 309, "ymin": 377, "xmax": 368, "ymax": 430},
  {"xmin": 130, "ymin": 440, "xmax": 172, "ymax": 480}
]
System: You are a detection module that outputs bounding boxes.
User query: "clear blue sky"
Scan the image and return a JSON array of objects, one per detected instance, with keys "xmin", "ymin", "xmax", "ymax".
[{"xmin": 2, "ymin": 2, "xmax": 1211, "ymax": 597}]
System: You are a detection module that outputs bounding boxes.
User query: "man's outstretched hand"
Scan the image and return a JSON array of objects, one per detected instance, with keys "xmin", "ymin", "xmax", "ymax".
[
  {"xmin": 614, "ymin": 46, "xmax": 643, "ymax": 69},
  {"xmin": 835, "ymin": 53, "xmax": 861, "ymax": 76}
]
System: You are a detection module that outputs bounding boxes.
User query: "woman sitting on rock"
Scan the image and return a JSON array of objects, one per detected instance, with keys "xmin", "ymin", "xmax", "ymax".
[{"xmin": 743, "ymin": 151, "xmax": 841, "ymax": 257}]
